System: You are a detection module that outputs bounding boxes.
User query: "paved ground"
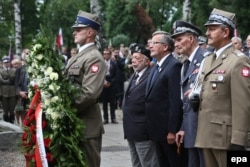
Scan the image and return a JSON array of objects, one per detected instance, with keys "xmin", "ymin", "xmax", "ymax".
[
  {"xmin": 101, "ymin": 109, "xmax": 131, "ymax": 167},
  {"xmin": 0, "ymin": 108, "xmax": 132, "ymax": 167}
]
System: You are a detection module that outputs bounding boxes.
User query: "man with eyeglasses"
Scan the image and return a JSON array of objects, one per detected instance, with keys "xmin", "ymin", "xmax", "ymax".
[
  {"xmin": 65, "ymin": 10, "xmax": 106, "ymax": 167},
  {"xmin": 145, "ymin": 31, "xmax": 187, "ymax": 167}
]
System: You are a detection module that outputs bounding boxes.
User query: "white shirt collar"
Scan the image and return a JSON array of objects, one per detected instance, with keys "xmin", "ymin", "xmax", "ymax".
[
  {"xmin": 78, "ymin": 42, "xmax": 95, "ymax": 53},
  {"xmin": 215, "ymin": 43, "xmax": 232, "ymax": 58},
  {"xmin": 157, "ymin": 53, "xmax": 170, "ymax": 68},
  {"xmin": 188, "ymin": 46, "xmax": 199, "ymax": 62}
]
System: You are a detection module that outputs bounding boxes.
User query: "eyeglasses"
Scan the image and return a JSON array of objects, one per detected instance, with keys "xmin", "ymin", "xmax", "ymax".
[{"xmin": 149, "ymin": 41, "xmax": 166, "ymax": 45}]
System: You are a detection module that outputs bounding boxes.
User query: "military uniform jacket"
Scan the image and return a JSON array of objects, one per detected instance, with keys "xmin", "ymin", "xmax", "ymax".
[
  {"xmin": 195, "ymin": 45, "xmax": 250, "ymax": 149},
  {"xmin": 65, "ymin": 45, "xmax": 106, "ymax": 138},
  {"xmin": 181, "ymin": 47, "xmax": 205, "ymax": 148},
  {"xmin": 122, "ymin": 67, "xmax": 151, "ymax": 141},
  {"xmin": 0, "ymin": 67, "xmax": 16, "ymax": 97}
]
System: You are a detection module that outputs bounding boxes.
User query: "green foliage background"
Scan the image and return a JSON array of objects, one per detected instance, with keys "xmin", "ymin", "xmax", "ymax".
[{"xmin": 0, "ymin": 0, "xmax": 249, "ymax": 55}]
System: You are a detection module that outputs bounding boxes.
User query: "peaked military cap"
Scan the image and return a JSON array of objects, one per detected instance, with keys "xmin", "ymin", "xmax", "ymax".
[
  {"xmin": 172, "ymin": 20, "xmax": 202, "ymax": 38},
  {"xmin": 2, "ymin": 56, "xmax": 10, "ymax": 63},
  {"xmin": 72, "ymin": 10, "xmax": 101, "ymax": 31},
  {"xmin": 198, "ymin": 36, "xmax": 207, "ymax": 45},
  {"xmin": 204, "ymin": 8, "xmax": 236, "ymax": 29}
]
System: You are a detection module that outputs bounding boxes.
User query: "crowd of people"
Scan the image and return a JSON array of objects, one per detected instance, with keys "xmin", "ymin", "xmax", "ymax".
[
  {"xmin": 1, "ymin": 7, "xmax": 250, "ymax": 167},
  {"xmin": 0, "ymin": 48, "xmax": 29, "ymax": 125},
  {"xmin": 100, "ymin": 8, "xmax": 250, "ymax": 167}
]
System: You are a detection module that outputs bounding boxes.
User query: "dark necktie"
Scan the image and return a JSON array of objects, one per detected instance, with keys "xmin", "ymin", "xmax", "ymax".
[
  {"xmin": 129, "ymin": 73, "xmax": 139, "ymax": 91},
  {"xmin": 23, "ymin": 72, "xmax": 28, "ymax": 91},
  {"xmin": 149, "ymin": 64, "xmax": 159, "ymax": 87},
  {"xmin": 183, "ymin": 60, "xmax": 190, "ymax": 76},
  {"xmin": 211, "ymin": 53, "xmax": 217, "ymax": 65}
]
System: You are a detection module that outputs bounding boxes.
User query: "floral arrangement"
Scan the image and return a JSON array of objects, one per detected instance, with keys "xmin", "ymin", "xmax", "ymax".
[{"xmin": 22, "ymin": 30, "xmax": 86, "ymax": 167}]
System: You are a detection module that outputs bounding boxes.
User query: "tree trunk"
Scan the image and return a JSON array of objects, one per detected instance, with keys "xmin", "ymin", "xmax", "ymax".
[
  {"xmin": 182, "ymin": 0, "xmax": 191, "ymax": 22},
  {"xmin": 90, "ymin": 0, "xmax": 103, "ymax": 50},
  {"xmin": 14, "ymin": 0, "xmax": 22, "ymax": 57}
]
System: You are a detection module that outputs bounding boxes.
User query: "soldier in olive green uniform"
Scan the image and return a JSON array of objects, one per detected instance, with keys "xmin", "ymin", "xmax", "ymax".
[
  {"xmin": 0, "ymin": 56, "xmax": 17, "ymax": 123},
  {"xmin": 64, "ymin": 11, "xmax": 106, "ymax": 167},
  {"xmin": 194, "ymin": 8, "xmax": 250, "ymax": 167}
]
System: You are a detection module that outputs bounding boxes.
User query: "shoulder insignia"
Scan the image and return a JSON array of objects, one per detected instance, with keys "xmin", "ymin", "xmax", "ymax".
[
  {"xmin": 90, "ymin": 64, "xmax": 99, "ymax": 73},
  {"xmin": 241, "ymin": 67, "xmax": 250, "ymax": 77},
  {"xmin": 233, "ymin": 50, "xmax": 246, "ymax": 57}
]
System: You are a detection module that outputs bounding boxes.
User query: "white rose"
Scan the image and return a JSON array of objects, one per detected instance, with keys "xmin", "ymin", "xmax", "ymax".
[
  {"xmin": 50, "ymin": 72, "xmax": 59, "ymax": 80},
  {"xmin": 33, "ymin": 44, "xmax": 42, "ymax": 52},
  {"xmin": 51, "ymin": 96, "xmax": 59, "ymax": 103},
  {"xmin": 51, "ymin": 112, "xmax": 59, "ymax": 120},
  {"xmin": 49, "ymin": 84, "xmax": 54, "ymax": 91},
  {"xmin": 36, "ymin": 54, "xmax": 43, "ymax": 60},
  {"xmin": 45, "ymin": 67, "xmax": 53, "ymax": 76},
  {"xmin": 44, "ymin": 98, "xmax": 51, "ymax": 106},
  {"xmin": 46, "ymin": 107, "xmax": 53, "ymax": 115}
]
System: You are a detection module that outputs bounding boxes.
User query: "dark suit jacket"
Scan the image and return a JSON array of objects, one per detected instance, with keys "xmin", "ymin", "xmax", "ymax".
[
  {"xmin": 180, "ymin": 47, "xmax": 205, "ymax": 148},
  {"xmin": 104, "ymin": 60, "xmax": 118, "ymax": 89},
  {"xmin": 102, "ymin": 60, "xmax": 118, "ymax": 100},
  {"xmin": 15, "ymin": 65, "xmax": 28, "ymax": 94},
  {"xmin": 122, "ymin": 67, "xmax": 151, "ymax": 141},
  {"xmin": 145, "ymin": 54, "xmax": 183, "ymax": 142}
]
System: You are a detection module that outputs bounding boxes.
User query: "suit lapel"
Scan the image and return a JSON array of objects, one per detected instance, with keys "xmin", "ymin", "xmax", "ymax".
[
  {"xmin": 182, "ymin": 48, "xmax": 204, "ymax": 82},
  {"xmin": 127, "ymin": 67, "xmax": 151, "ymax": 94},
  {"xmin": 146, "ymin": 55, "xmax": 172, "ymax": 95}
]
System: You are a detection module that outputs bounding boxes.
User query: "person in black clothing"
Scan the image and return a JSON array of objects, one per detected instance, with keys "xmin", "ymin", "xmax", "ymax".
[
  {"xmin": 113, "ymin": 48, "xmax": 126, "ymax": 109},
  {"xmin": 102, "ymin": 48, "xmax": 119, "ymax": 124}
]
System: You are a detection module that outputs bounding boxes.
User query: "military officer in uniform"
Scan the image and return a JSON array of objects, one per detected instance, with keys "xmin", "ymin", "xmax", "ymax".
[
  {"xmin": 64, "ymin": 10, "xmax": 106, "ymax": 167},
  {"xmin": 0, "ymin": 56, "xmax": 17, "ymax": 123},
  {"xmin": 172, "ymin": 20, "xmax": 205, "ymax": 167},
  {"xmin": 194, "ymin": 8, "xmax": 250, "ymax": 167}
]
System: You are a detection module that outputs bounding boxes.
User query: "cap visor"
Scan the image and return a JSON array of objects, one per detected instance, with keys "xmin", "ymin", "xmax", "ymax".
[
  {"xmin": 204, "ymin": 21, "xmax": 222, "ymax": 27},
  {"xmin": 171, "ymin": 32, "xmax": 185, "ymax": 38},
  {"xmin": 72, "ymin": 24, "xmax": 88, "ymax": 28}
]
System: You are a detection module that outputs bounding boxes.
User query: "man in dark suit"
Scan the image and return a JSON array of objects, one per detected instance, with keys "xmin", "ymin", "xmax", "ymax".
[
  {"xmin": 123, "ymin": 44, "xmax": 159, "ymax": 167},
  {"xmin": 145, "ymin": 31, "xmax": 187, "ymax": 167},
  {"xmin": 172, "ymin": 20, "xmax": 205, "ymax": 167},
  {"xmin": 15, "ymin": 48, "xmax": 30, "ymax": 125},
  {"xmin": 113, "ymin": 48, "xmax": 126, "ymax": 109},
  {"xmin": 102, "ymin": 48, "xmax": 119, "ymax": 124}
]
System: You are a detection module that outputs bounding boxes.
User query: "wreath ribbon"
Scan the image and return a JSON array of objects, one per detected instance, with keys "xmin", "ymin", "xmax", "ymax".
[{"xmin": 25, "ymin": 87, "xmax": 48, "ymax": 167}]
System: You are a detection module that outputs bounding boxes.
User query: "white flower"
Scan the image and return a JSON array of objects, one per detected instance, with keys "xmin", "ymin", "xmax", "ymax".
[
  {"xmin": 44, "ymin": 98, "xmax": 51, "ymax": 106},
  {"xmin": 50, "ymin": 112, "xmax": 59, "ymax": 120},
  {"xmin": 36, "ymin": 54, "xmax": 43, "ymax": 60},
  {"xmin": 50, "ymin": 72, "xmax": 59, "ymax": 80},
  {"xmin": 51, "ymin": 96, "xmax": 59, "ymax": 103},
  {"xmin": 33, "ymin": 44, "xmax": 42, "ymax": 52},
  {"xmin": 45, "ymin": 67, "xmax": 53, "ymax": 76},
  {"xmin": 41, "ymin": 90, "xmax": 51, "ymax": 98},
  {"xmin": 46, "ymin": 107, "xmax": 53, "ymax": 115}
]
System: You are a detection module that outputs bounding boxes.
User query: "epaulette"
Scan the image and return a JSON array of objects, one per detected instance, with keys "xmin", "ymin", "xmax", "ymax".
[{"xmin": 232, "ymin": 50, "xmax": 246, "ymax": 57}]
